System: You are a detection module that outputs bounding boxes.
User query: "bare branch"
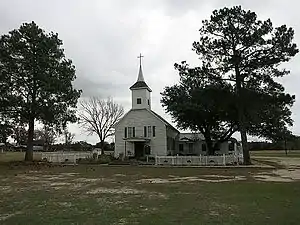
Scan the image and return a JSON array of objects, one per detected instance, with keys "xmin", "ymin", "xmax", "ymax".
[{"xmin": 78, "ymin": 97, "xmax": 124, "ymax": 149}]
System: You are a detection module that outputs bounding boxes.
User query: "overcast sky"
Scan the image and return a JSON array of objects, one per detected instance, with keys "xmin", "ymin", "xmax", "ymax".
[{"xmin": 1, "ymin": 0, "xmax": 300, "ymax": 144}]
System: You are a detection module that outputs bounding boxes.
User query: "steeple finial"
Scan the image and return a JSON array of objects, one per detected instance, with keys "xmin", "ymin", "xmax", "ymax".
[{"xmin": 137, "ymin": 53, "xmax": 144, "ymax": 82}]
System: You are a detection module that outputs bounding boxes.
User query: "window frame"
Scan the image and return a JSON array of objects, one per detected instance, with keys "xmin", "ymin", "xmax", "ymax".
[
  {"xmin": 179, "ymin": 144, "xmax": 184, "ymax": 152},
  {"xmin": 124, "ymin": 127, "xmax": 127, "ymax": 138}
]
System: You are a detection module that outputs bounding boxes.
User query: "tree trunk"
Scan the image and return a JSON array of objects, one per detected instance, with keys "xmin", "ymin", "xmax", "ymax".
[
  {"xmin": 240, "ymin": 123, "xmax": 251, "ymax": 164},
  {"xmin": 235, "ymin": 61, "xmax": 251, "ymax": 165},
  {"xmin": 100, "ymin": 140, "xmax": 105, "ymax": 155},
  {"xmin": 25, "ymin": 118, "xmax": 34, "ymax": 161},
  {"xmin": 205, "ymin": 136, "xmax": 214, "ymax": 156}
]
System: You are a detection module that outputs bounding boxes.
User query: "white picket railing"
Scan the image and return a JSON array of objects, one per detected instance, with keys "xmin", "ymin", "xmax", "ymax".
[
  {"xmin": 41, "ymin": 152, "xmax": 93, "ymax": 164},
  {"xmin": 155, "ymin": 154, "xmax": 243, "ymax": 166}
]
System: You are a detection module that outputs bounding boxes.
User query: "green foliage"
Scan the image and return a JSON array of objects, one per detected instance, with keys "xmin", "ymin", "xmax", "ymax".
[
  {"xmin": 0, "ymin": 119, "xmax": 13, "ymax": 144},
  {"xmin": 161, "ymin": 63, "xmax": 237, "ymax": 155},
  {"xmin": 11, "ymin": 123, "xmax": 28, "ymax": 145},
  {"xmin": 0, "ymin": 21, "xmax": 82, "ymax": 160},
  {"xmin": 78, "ymin": 154, "xmax": 114, "ymax": 164},
  {"xmin": 162, "ymin": 6, "xmax": 298, "ymax": 161}
]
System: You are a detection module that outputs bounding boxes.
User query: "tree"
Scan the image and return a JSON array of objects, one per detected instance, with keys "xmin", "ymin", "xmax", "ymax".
[
  {"xmin": 62, "ymin": 127, "xmax": 75, "ymax": 149},
  {"xmin": 12, "ymin": 123, "xmax": 28, "ymax": 146},
  {"xmin": 78, "ymin": 97, "xmax": 124, "ymax": 154},
  {"xmin": 173, "ymin": 6, "xmax": 298, "ymax": 164},
  {"xmin": 0, "ymin": 113, "xmax": 14, "ymax": 144},
  {"xmin": 95, "ymin": 141, "xmax": 114, "ymax": 151},
  {"xmin": 0, "ymin": 21, "xmax": 82, "ymax": 161},
  {"xmin": 34, "ymin": 125, "xmax": 57, "ymax": 150},
  {"xmin": 161, "ymin": 64, "xmax": 238, "ymax": 155},
  {"xmin": 162, "ymin": 64, "xmax": 295, "ymax": 155}
]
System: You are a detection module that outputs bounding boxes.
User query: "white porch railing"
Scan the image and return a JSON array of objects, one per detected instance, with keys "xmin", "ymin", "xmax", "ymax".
[
  {"xmin": 155, "ymin": 154, "xmax": 244, "ymax": 166},
  {"xmin": 41, "ymin": 152, "xmax": 93, "ymax": 164}
]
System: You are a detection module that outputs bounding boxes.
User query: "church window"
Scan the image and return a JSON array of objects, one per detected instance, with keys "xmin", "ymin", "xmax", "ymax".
[
  {"xmin": 127, "ymin": 127, "xmax": 135, "ymax": 138},
  {"xmin": 124, "ymin": 127, "xmax": 127, "ymax": 138},
  {"xmin": 128, "ymin": 127, "xmax": 132, "ymax": 137},
  {"xmin": 148, "ymin": 126, "xmax": 152, "ymax": 137},
  {"xmin": 137, "ymin": 98, "xmax": 142, "ymax": 104},
  {"xmin": 152, "ymin": 126, "xmax": 156, "ymax": 137}
]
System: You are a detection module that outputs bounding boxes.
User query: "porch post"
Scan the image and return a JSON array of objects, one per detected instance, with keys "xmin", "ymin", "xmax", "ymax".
[{"xmin": 125, "ymin": 141, "xmax": 127, "ymax": 157}]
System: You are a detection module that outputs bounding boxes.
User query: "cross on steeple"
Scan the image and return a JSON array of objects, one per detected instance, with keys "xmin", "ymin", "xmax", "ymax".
[{"xmin": 137, "ymin": 53, "xmax": 144, "ymax": 66}]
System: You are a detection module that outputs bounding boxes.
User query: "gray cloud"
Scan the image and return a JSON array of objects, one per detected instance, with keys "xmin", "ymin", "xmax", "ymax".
[{"xmin": 1, "ymin": 0, "xmax": 300, "ymax": 143}]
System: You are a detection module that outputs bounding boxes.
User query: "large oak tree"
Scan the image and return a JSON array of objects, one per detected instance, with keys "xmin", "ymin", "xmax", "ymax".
[
  {"xmin": 163, "ymin": 6, "xmax": 298, "ymax": 164},
  {"xmin": 0, "ymin": 21, "xmax": 82, "ymax": 161},
  {"xmin": 162, "ymin": 61, "xmax": 294, "ymax": 156}
]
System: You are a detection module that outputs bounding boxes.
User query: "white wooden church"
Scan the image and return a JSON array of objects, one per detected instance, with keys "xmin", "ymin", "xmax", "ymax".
[{"xmin": 114, "ymin": 57, "xmax": 238, "ymax": 159}]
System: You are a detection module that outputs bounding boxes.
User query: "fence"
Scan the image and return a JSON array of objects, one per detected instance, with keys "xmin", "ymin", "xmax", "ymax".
[
  {"xmin": 155, "ymin": 154, "xmax": 243, "ymax": 166},
  {"xmin": 41, "ymin": 152, "xmax": 93, "ymax": 164}
]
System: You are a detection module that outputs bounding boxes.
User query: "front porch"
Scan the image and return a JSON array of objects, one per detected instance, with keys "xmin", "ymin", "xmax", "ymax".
[{"xmin": 123, "ymin": 137, "xmax": 151, "ymax": 159}]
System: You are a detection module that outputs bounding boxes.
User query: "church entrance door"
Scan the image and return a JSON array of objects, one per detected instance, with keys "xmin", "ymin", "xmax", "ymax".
[{"xmin": 134, "ymin": 142, "xmax": 145, "ymax": 159}]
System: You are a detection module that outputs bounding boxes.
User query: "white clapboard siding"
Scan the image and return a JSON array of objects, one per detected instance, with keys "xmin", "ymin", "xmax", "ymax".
[{"xmin": 115, "ymin": 109, "xmax": 168, "ymax": 157}]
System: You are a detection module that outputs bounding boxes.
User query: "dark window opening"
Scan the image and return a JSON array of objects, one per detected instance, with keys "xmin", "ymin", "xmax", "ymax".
[
  {"xmin": 133, "ymin": 127, "xmax": 135, "ymax": 137},
  {"xmin": 144, "ymin": 126, "xmax": 147, "ymax": 137},
  {"xmin": 229, "ymin": 142, "xmax": 234, "ymax": 151},
  {"xmin": 188, "ymin": 143, "xmax": 193, "ymax": 153},
  {"xmin": 145, "ymin": 145, "xmax": 151, "ymax": 155},
  {"xmin": 124, "ymin": 127, "xmax": 127, "ymax": 138},
  {"xmin": 148, "ymin": 99, "xmax": 150, "ymax": 105},
  {"xmin": 137, "ymin": 98, "xmax": 142, "ymax": 104},
  {"xmin": 152, "ymin": 126, "xmax": 156, "ymax": 137},
  {"xmin": 179, "ymin": 144, "xmax": 184, "ymax": 152},
  {"xmin": 214, "ymin": 143, "xmax": 221, "ymax": 151},
  {"xmin": 202, "ymin": 143, "xmax": 207, "ymax": 152}
]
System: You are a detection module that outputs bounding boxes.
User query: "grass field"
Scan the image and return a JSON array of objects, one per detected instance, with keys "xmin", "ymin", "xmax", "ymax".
[
  {"xmin": 0, "ymin": 152, "xmax": 42, "ymax": 162},
  {"xmin": 0, "ymin": 160, "xmax": 300, "ymax": 224},
  {"xmin": 1, "ymin": 152, "xmax": 300, "ymax": 224}
]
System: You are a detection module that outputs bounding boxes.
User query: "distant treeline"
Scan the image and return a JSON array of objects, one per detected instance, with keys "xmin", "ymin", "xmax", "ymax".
[{"xmin": 249, "ymin": 136, "xmax": 300, "ymax": 151}]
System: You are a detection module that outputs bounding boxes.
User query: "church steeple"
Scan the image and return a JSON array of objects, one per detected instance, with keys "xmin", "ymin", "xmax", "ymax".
[
  {"xmin": 130, "ymin": 53, "xmax": 152, "ymax": 110},
  {"xmin": 137, "ymin": 53, "xmax": 144, "ymax": 82},
  {"xmin": 137, "ymin": 64, "xmax": 144, "ymax": 82},
  {"xmin": 130, "ymin": 53, "xmax": 152, "ymax": 92}
]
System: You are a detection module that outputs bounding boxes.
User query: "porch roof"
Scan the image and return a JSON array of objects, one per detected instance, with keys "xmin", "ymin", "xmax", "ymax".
[{"xmin": 123, "ymin": 137, "xmax": 150, "ymax": 142}]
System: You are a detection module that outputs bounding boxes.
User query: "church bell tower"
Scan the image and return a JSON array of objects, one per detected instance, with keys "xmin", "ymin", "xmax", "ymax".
[{"xmin": 130, "ymin": 54, "xmax": 152, "ymax": 110}]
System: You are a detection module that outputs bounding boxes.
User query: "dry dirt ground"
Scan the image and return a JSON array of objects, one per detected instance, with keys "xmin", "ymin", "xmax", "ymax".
[{"xmin": 0, "ymin": 157, "xmax": 300, "ymax": 224}]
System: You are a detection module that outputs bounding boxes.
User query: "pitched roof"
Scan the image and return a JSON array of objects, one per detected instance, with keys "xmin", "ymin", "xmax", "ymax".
[
  {"xmin": 179, "ymin": 133, "xmax": 205, "ymax": 141},
  {"xmin": 115, "ymin": 108, "xmax": 179, "ymax": 133},
  {"xmin": 130, "ymin": 63, "xmax": 152, "ymax": 92},
  {"xmin": 150, "ymin": 110, "xmax": 179, "ymax": 133},
  {"xmin": 130, "ymin": 81, "xmax": 152, "ymax": 91}
]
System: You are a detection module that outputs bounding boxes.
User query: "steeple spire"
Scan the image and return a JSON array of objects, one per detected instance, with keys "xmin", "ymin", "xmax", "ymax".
[
  {"xmin": 137, "ymin": 53, "xmax": 144, "ymax": 82},
  {"xmin": 130, "ymin": 53, "xmax": 152, "ymax": 92}
]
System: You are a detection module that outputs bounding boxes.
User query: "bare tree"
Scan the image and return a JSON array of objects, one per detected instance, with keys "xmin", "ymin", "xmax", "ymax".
[
  {"xmin": 34, "ymin": 125, "xmax": 57, "ymax": 151},
  {"xmin": 63, "ymin": 127, "xmax": 75, "ymax": 150},
  {"xmin": 78, "ymin": 97, "xmax": 124, "ymax": 154}
]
